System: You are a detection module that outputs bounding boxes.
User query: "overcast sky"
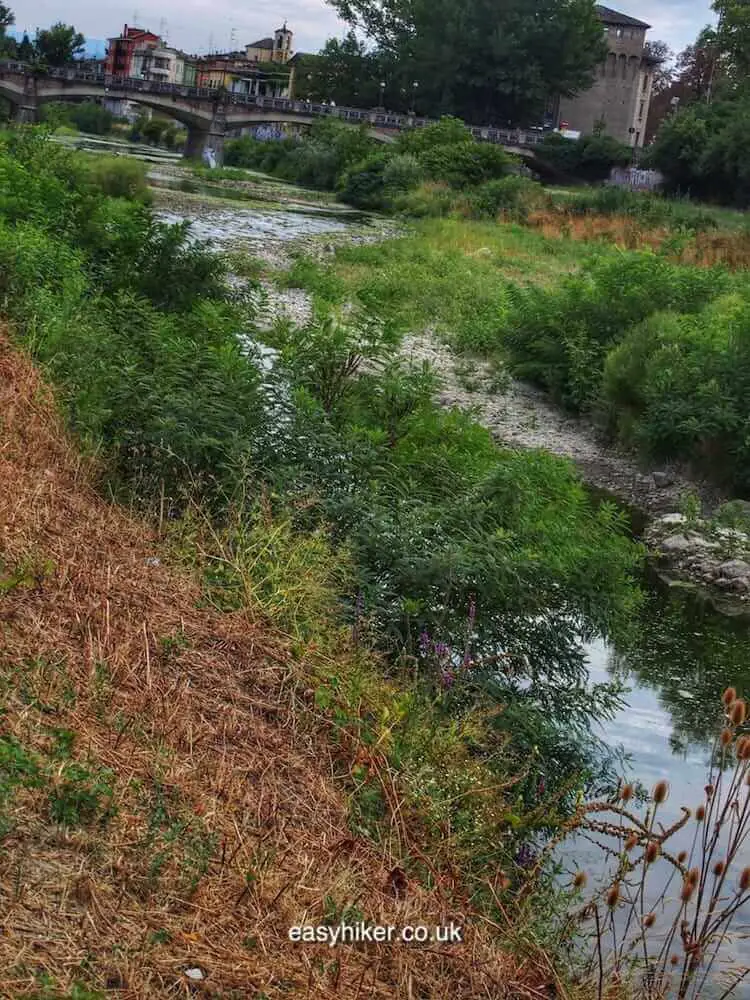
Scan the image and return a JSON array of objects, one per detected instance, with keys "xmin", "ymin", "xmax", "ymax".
[{"xmin": 13, "ymin": 0, "xmax": 716, "ymax": 59}]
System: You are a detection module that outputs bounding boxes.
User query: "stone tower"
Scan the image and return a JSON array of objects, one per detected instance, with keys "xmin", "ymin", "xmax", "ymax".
[
  {"xmin": 554, "ymin": 5, "xmax": 657, "ymax": 147},
  {"xmin": 273, "ymin": 23, "xmax": 293, "ymax": 64}
]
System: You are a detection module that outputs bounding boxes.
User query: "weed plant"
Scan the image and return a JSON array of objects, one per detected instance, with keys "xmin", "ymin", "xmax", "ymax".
[{"xmin": 553, "ymin": 690, "xmax": 750, "ymax": 999}]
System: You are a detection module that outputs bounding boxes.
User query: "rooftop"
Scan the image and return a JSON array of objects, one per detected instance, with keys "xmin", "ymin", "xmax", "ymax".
[
  {"xmin": 595, "ymin": 5, "xmax": 651, "ymax": 29},
  {"xmin": 248, "ymin": 37, "xmax": 274, "ymax": 49}
]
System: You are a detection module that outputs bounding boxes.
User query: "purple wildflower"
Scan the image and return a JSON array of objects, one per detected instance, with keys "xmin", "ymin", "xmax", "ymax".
[
  {"xmin": 441, "ymin": 669, "xmax": 455, "ymax": 689},
  {"xmin": 434, "ymin": 641, "xmax": 449, "ymax": 659},
  {"xmin": 515, "ymin": 844, "xmax": 537, "ymax": 869},
  {"xmin": 418, "ymin": 631, "xmax": 431, "ymax": 656}
]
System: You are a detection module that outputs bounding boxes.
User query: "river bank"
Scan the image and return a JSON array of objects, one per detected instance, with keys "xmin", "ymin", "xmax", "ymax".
[{"xmin": 1, "ymin": 132, "xmax": 745, "ymax": 998}]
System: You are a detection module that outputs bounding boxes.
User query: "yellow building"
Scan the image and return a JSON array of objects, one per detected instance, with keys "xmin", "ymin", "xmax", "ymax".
[{"xmin": 245, "ymin": 25, "xmax": 293, "ymax": 64}]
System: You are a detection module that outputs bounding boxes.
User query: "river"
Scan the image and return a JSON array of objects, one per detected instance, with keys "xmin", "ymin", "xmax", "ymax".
[{"xmin": 88, "ymin": 141, "xmax": 748, "ymax": 992}]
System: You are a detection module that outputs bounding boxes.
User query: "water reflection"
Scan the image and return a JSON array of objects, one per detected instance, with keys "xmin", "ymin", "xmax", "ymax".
[{"xmin": 561, "ymin": 586, "xmax": 750, "ymax": 996}]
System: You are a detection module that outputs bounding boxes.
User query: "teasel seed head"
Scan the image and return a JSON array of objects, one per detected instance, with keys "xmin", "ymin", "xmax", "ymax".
[
  {"xmin": 721, "ymin": 727, "xmax": 733, "ymax": 748},
  {"xmin": 645, "ymin": 840, "xmax": 660, "ymax": 864},
  {"xmin": 687, "ymin": 867, "xmax": 700, "ymax": 887},
  {"xmin": 713, "ymin": 860, "xmax": 726, "ymax": 878},
  {"xmin": 730, "ymin": 699, "xmax": 747, "ymax": 727},
  {"xmin": 671, "ymin": 954, "xmax": 680, "ymax": 967},
  {"xmin": 723, "ymin": 687, "xmax": 738, "ymax": 708},
  {"xmin": 653, "ymin": 780, "xmax": 669, "ymax": 805},
  {"xmin": 678, "ymin": 850, "xmax": 688, "ymax": 864},
  {"xmin": 705, "ymin": 783, "xmax": 715, "ymax": 799},
  {"xmin": 737, "ymin": 735, "xmax": 750, "ymax": 760},
  {"xmin": 625, "ymin": 833, "xmax": 639, "ymax": 852},
  {"xmin": 606, "ymin": 882, "xmax": 621, "ymax": 909},
  {"xmin": 681, "ymin": 880, "xmax": 696, "ymax": 903},
  {"xmin": 696, "ymin": 804, "xmax": 706, "ymax": 822},
  {"xmin": 739, "ymin": 867, "xmax": 750, "ymax": 893},
  {"xmin": 643, "ymin": 913, "xmax": 656, "ymax": 929},
  {"xmin": 573, "ymin": 871, "xmax": 587, "ymax": 890},
  {"xmin": 620, "ymin": 783, "xmax": 634, "ymax": 803}
]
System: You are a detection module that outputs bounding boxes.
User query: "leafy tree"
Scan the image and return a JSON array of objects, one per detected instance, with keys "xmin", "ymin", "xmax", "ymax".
[
  {"xmin": 325, "ymin": 0, "xmax": 607, "ymax": 125},
  {"xmin": 646, "ymin": 29, "xmax": 723, "ymax": 141},
  {"xmin": 34, "ymin": 22, "xmax": 85, "ymax": 66},
  {"xmin": 294, "ymin": 32, "xmax": 385, "ymax": 107},
  {"xmin": 17, "ymin": 32, "xmax": 33, "ymax": 62},
  {"xmin": 0, "ymin": 1, "xmax": 15, "ymax": 56},
  {"xmin": 643, "ymin": 40, "xmax": 674, "ymax": 95},
  {"xmin": 713, "ymin": 0, "xmax": 750, "ymax": 79},
  {"xmin": 536, "ymin": 131, "xmax": 631, "ymax": 180}
]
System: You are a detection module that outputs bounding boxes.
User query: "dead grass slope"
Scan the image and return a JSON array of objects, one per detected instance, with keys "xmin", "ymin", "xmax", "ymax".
[{"xmin": 0, "ymin": 337, "xmax": 555, "ymax": 999}]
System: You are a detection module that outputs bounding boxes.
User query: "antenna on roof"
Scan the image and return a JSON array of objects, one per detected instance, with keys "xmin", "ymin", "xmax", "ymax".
[
  {"xmin": 133, "ymin": 8, "xmax": 139, "ymax": 27},
  {"xmin": 159, "ymin": 17, "xmax": 168, "ymax": 41},
  {"xmin": 208, "ymin": 31, "xmax": 214, "ymax": 54}
]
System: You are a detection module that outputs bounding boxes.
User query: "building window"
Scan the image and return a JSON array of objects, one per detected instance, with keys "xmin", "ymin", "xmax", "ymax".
[
  {"xmin": 616, "ymin": 27, "xmax": 623, "ymax": 38},
  {"xmin": 642, "ymin": 73, "xmax": 649, "ymax": 92},
  {"xmin": 607, "ymin": 52, "xmax": 616, "ymax": 77},
  {"xmin": 620, "ymin": 54, "xmax": 628, "ymax": 79}
]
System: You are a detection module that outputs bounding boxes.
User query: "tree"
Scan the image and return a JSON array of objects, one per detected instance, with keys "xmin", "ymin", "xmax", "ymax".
[
  {"xmin": 645, "ymin": 29, "xmax": 722, "ymax": 141},
  {"xmin": 0, "ymin": 3, "xmax": 13, "ymax": 31},
  {"xmin": 643, "ymin": 40, "xmax": 674, "ymax": 95},
  {"xmin": 293, "ymin": 32, "xmax": 384, "ymax": 107},
  {"xmin": 713, "ymin": 0, "xmax": 750, "ymax": 79},
  {"xmin": 0, "ymin": 2, "xmax": 16, "ymax": 56},
  {"xmin": 325, "ymin": 0, "xmax": 608, "ymax": 125},
  {"xmin": 17, "ymin": 32, "xmax": 33, "ymax": 62},
  {"xmin": 34, "ymin": 22, "xmax": 85, "ymax": 66}
]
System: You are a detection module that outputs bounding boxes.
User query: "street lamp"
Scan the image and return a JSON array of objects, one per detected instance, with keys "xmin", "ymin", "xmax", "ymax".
[
  {"xmin": 409, "ymin": 80, "xmax": 419, "ymax": 115},
  {"xmin": 379, "ymin": 80, "xmax": 386, "ymax": 110}
]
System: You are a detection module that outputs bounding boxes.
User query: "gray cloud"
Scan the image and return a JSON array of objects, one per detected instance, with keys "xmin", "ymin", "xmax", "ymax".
[{"xmin": 14, "ymin": 0, "xmax": 715, "ymax": 59}]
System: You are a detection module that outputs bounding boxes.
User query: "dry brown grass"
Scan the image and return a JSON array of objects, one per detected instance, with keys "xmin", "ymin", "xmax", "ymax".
[
  {"xmin": 527, "ymin": 211, "xmax": 750, "ymax": 269},
  {"xmin": 0, "ymin": 335, "xmax": 558, "ymax": 999}
]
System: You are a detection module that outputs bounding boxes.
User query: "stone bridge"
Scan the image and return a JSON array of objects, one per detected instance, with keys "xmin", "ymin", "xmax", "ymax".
[{"xmin": 0, "ymin": 60, "xmax": 549, "ymax": 165}]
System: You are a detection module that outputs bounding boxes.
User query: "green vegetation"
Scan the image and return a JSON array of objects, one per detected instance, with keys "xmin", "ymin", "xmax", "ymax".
[
  {"xmin": 313, "ymin": 0, "xmax": 607, "ymax": 124},
  {"xmin": 128, "ymin": 114, "xmax": 184, "ymax": 150},
  {"xmin": 0, "ymin": 129, "xmax": 644, "ymax": 846},
  {"xmin": 226, "ymin": 116, "xmax": 512, "ymax": 211},
  {"xmin": 282, "ymin": 205, "xmax": 750, "ymax": 493},
  {"xmin": 40, "ymin": 100, "xmax": 115, "ymax": 136},
  {"xmin": 535, "ymin": 130, "xmax": 632, "ymax": 182}
]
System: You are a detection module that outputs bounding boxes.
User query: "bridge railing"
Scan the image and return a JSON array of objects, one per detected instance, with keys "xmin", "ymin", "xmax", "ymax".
[{"xmin": 0, "ymin": 59, "xmax": 549, "ymax": 147}]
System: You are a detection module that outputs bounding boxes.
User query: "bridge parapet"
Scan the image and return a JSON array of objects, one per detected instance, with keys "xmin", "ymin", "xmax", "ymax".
[{"xmin": 0, "ymin": 59, "xmax": 550, "ymax": 154}]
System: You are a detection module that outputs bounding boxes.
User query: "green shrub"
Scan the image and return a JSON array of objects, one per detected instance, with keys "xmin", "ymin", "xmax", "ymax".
[
  {"xmin": 69, "ymin": 100, "xmax": 114, "ymax": 135},
  {"xmin": 84, "ymin": 156, "xmax": 151, "ymax": 202},
  {"xmin": 600, "ymin": 292, "xmax": 750, "ymax": 487},
  {"xmin": 392, "ymin": 181, "xmax": 457, "ymax": 217},
  {"xmin": 397, "ymin": 116, "xmax": 471, "ymax": 155},
  {"xmin": 538, "ymin": 132, "xmax": 632, "ymax": 181},
  {"xmin": 502, "ymin": 251, "xmax": 732, "ymax": 410},
  {"xmin": 382, "ymin": 153, "xmax": 424, "ymax": 194},
  {"xmin": 463, "ymin": 175, "xmax": 544, "ymax": 221},
  {"xmin": 338, "ymin": 153, "xmax": 391, "ymax": 208},
  {"xmin": 419, "ymin": 141, "xmax": 510, "ymax": 188}
]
